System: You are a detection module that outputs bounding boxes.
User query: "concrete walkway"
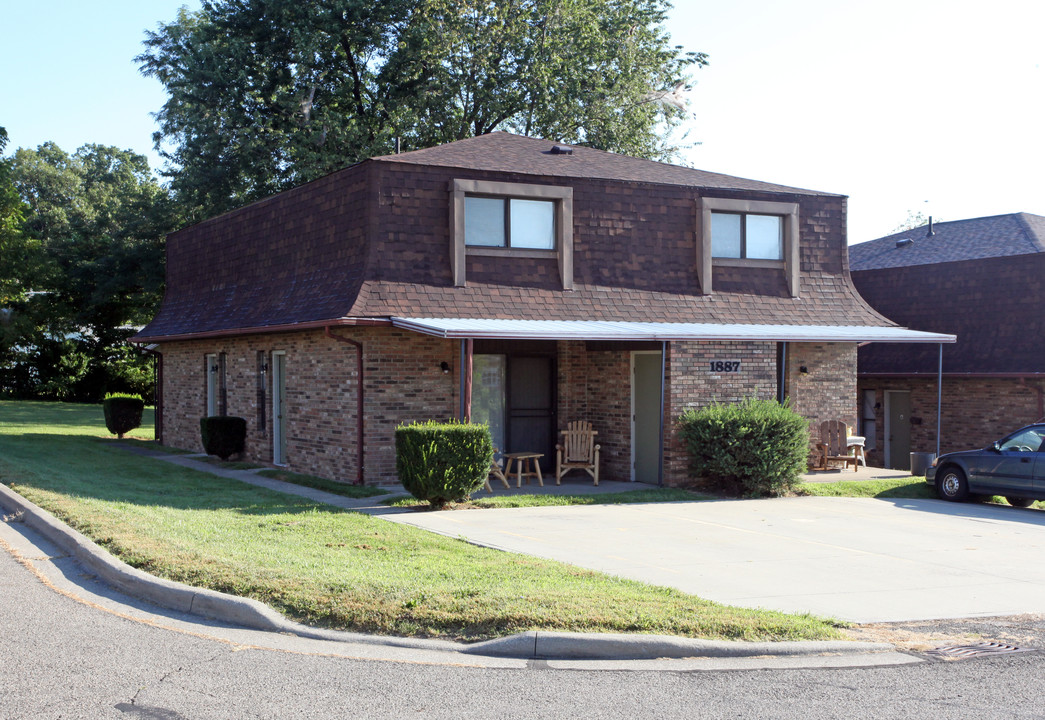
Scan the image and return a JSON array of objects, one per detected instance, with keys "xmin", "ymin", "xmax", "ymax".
[
  {"xmin": 125, "ymin": 447, "xmax": 1043, "ymax": 625},
  {"xmin": 108, "ymin": 450, "xmax": 1045, "ymax": 626},
  {"xmin": 385, "ymin": 495, "xmax": 1045, "ymax": 623},
  {"xmin": 1, "ymin": 445, "xmax": 916, "ymax": 666}
]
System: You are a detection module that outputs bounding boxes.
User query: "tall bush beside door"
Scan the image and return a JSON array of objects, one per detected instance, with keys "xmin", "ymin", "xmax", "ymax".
[
  {"xmin": 395, "ymin": 421, "xmax": 494, "ymax": 508},
  {"xmin": 677, "ymin": 398, "xmax": 810, "ymax": 497}
]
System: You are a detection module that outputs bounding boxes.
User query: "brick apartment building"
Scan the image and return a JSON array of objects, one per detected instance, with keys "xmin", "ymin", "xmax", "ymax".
[
  {"xmin": 134, "ymin": 132, "xmax": 949, "ymax": 485},
  {"xmin": 850, "ymin": 213, "xmax": 1045, "ymax": 469}
]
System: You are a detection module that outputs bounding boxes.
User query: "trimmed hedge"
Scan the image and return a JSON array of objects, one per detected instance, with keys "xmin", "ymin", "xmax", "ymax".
[
  {"xmin": 677, "ymin": 398, "xmax": 810, "ymax": 497},
  {"xmin": 102, "ymin": 393, "xmax": 145, "ymax": 438},
  {"xmin": 200, "ymin": 416, "xmax": 247, "ymax": 460},
  {"xmin": 395, "ymin": 421, "xmax": 494, "ymax": 508}
]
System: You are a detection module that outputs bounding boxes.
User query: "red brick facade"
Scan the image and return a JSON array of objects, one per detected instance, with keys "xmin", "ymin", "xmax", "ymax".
[
  {"xmin": 160, "ymin": 332, "xmax": 859, "ymax": 486},
  {"xmin": 857, "ymin": 376, "xmax": 1045, "ymax": 468}
]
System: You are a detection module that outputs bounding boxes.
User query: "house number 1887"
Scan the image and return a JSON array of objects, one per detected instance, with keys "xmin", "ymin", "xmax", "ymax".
[{"xmin": 709, "ymin": 361, "xmax": 741, "ymax": 373}]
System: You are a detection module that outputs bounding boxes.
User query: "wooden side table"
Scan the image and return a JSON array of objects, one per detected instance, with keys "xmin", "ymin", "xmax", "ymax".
[{"xmin": 503, "ymin": 452, "xmax": 544, "ymax": 488}]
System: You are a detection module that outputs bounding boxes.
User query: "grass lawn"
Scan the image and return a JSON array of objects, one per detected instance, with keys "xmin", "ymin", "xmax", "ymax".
[
  {"xmin": 0, "ymin": 400, "xmax": 847, "ymax": 642},
  {"xmin": 385, "ymin": 487, "xmax": 711, "ymax": 509},
  {"xmin": 795, "ymin": 476, "xmax": 934, "ymax": 499},
  {"xmin": 795, "ymin": 475, "xmax": 1043, "ymax": 508}
]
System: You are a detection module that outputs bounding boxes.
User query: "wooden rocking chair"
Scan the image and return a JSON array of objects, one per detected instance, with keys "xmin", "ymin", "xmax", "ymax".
[
  {"xmin": 814, "ymin": 420, "xmax": 859, "ymax": 472},
  {"xmin": 556, "ymin": 421, "xmax": 601, "ymax": 486}
]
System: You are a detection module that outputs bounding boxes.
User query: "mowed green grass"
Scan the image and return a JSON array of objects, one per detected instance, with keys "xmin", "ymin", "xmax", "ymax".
[{"xmin": 0, "ymin": 400, "xmax": 846, "ymax": 641}]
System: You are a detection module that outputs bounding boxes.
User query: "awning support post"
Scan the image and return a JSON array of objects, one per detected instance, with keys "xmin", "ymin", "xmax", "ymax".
[
  {"xmin": 464, "ymin": 339, "xmax": 473, "ymax": 423},
  {"xmin": 658, "ymin": 340, "xmax": 666, "ymax": 488},
  {"xmin": 936, "ymin": 343, "xmax": 943, "ymax": 458}
]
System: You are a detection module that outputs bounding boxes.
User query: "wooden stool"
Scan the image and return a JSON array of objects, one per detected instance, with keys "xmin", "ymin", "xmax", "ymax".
[{"xmin": 503, "ymin": 452, "xmax": 544, "ymax": 488}]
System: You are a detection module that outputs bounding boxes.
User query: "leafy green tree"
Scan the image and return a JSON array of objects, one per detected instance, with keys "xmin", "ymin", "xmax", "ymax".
[
  {"xmin": 138, "ymin": 0, "xmax": 706, "ymax": 220},
  {"xmin": 0, "ymin": 127, "xmax": 34, "ymax": 308},
  {"xmin": 1, "ymin": 142, "xmax": 174, "ymax": 401}
]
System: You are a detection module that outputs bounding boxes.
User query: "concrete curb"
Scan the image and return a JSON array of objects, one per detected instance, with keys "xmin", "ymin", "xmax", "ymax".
[{"xmin": 0, "ymin": 482, "xmax": 897, "ymax": 662}]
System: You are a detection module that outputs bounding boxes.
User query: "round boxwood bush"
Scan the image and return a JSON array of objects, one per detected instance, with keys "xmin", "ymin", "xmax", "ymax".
[
  {"xmin": 395, "ymin": 420, "xmax": 494, "ymax": 508},
  {"xmin": 677, "ymin": 398, "xmax": 810, "ymax": 497},
  {"xmin": 102, "ymin": 393, "xmax": 145, "ymax": 439},
  {"xmin": 200, "ymin": 416, "xmax": 247, "ymax": 460}
]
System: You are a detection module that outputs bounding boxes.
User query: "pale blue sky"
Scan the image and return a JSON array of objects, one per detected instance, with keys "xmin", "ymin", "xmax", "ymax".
[{"xmin": 2, "ymin": 0, "xmax": 1042, "ymax": 242}]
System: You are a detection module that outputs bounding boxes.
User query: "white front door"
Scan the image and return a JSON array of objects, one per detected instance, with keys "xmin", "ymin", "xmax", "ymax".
[
  {"xmin": 272, "ymin": 351, "xmax": 287, "ymax": 465},
  {"xmin": 205, "ymin": 354, "xmax": 218, "ymax": 417},
  {"xmin": 631, "ymin": 351, "xmax": 662, "ymax": 483}
]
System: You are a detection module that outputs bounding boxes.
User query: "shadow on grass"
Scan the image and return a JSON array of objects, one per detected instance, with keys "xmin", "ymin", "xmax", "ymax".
[{"xmin": 2, "ymin": 433, "xmax": 347, "ymax": 519}]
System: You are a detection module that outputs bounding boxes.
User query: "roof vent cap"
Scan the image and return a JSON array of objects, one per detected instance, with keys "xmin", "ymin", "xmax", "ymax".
[
  {"xmin": 896, "ymin": 238, "xmax": 914, "ymax": 248},
  {"xmin": 548, "ymin": 145, "xmax": 574, "ymax": 155}
]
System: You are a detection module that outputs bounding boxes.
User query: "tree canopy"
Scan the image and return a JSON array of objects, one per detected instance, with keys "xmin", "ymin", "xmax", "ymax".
[
  {"xmin": 0, "ymin": 142, "xmax": 176, "ymax": 400},
  {"xmin": 138, "ymin": 0, "xmax": 706, "ymax": 219}
]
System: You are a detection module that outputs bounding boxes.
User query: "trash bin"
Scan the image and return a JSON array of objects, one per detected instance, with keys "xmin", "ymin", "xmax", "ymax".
[{"xmin": 910, "ymin": 451, "xmax": 937, "ymax": 476}]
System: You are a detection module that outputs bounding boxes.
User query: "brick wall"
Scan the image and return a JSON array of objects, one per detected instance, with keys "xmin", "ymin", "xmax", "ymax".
[
  {"xmin": 857, "ymin": 376, "xmax": 1045, "ymax": 467},
  {"xmin": 786, "ymin": 343, "xmax": 858, "ymax": 441},
  {"xmin": 159, "ymin": 327, "xmax": 458, "ymax": 485},
  {"xmin": 664, "ymin": 341, "xmax": 779, "ymax": 483},
  {"xmin": 582, "ymin": 348, "xmax": 632, "ymax": 482},
  {"xmin": 160, "ymin": 332, "xmax": 864, "ymax": 487}
]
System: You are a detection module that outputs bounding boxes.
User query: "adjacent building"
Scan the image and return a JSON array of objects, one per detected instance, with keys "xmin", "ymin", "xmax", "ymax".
[{"xmin": 850, "ymin": 213, "xmax": 1045, "ymax": 468}]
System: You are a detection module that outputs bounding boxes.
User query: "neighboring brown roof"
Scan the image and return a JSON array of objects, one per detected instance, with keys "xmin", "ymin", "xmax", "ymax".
[
  {"xmin": 852, "ymin": 215, "xmax": 1045, "ymax": 375},
  {"xmin": 850, "ymin": 213, "xmax": 1045, "ymax": 271},
  {"xmin": 374, "ymin": 132, "xmax": 837, "ymax": 197}
]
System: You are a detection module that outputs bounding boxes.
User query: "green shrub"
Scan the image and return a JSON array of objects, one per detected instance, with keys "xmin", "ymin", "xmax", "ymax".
[
  {"xmin": 395, "ymin": 421, "xmax": 494, "ymax": 508},
  {"xmin": 102, "ymin": 393, "xmax": 145, "ymax": 438},
  {"xmin": 200, "ymin": 416, "xmax": 247, "ymax": 460},
  {"xmin": 677, "ymin": 398, "xmax": 810, "ymax": 497}
]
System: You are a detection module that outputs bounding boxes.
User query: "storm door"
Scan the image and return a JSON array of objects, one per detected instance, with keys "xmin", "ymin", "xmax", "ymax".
[
  {"xmin": 508, "ymin": 356, "xmax": 556, "ymax": 471},
  {"xmin": 472, "ymin": 350, "xmax": 557, "ymax": 471}
]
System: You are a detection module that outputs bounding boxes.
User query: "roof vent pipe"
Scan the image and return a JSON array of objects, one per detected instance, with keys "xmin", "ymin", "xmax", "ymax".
[{"xmin": 926, "ymin": 216, "xmax": 935, "ymax": 237}]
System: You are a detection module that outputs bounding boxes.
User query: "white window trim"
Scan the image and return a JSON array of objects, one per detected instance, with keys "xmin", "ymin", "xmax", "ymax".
[
  {"xmin": 450, "ymin": 178, "xmax": 573, "ymax": 289},
  {"xmin": 697, "ymin": 197, "xmax": 800, "ymax": 297}
]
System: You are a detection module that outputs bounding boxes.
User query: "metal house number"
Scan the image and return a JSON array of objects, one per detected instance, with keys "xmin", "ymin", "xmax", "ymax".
[{"xmin": 709, "ymin": 361, "xmax": 741, "ymax": 373}]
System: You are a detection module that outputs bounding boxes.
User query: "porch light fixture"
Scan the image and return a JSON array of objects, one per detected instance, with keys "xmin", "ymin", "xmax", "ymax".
[
  {"xmin": 799, "ymin": 366, "xmax": 809, "ymax": 374},
  {"xmin": 440, "ymin": 361, "xmax": 451, "ymax": 374}
]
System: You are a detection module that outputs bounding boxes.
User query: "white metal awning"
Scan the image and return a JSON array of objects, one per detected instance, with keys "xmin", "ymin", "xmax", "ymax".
[{"xmin": 390, "ymin": 318, "xmax": 956, "ymax": 343}]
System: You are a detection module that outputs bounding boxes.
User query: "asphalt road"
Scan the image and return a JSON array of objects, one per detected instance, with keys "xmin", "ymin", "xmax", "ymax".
[{"xmin": 6, "ymin": 502, "xmax": 1045, "ymax": 719}]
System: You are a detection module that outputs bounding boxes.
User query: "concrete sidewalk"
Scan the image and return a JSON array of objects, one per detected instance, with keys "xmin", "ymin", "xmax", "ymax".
[
  {"xmin": 384, "ymin": 495, "xmax": 1045, "ymax": 624},
  {"xmin": 0, "ymin": 465, "xmax": 910, "ymax": 668}
]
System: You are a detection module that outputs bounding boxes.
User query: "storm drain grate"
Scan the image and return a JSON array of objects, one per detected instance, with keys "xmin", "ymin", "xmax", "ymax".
[{"xmin": 925, "ymin": 642, "xmax": 1033, "ymax": 659}]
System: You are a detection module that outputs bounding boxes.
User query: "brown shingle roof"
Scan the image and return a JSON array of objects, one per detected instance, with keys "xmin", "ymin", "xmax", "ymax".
[
  {"xmin": 135, "ymin": 133, "xmax": 888, "ymax": 343},
  {"xmin": 375, "ymin": 132, "xmax": 837, "ymax": 197},
  {"xmin": 850, "ymin": 212, "xmax": 1045, "ymax": 271}
]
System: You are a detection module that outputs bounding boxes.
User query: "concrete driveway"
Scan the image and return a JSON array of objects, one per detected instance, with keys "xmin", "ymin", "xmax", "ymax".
[{"xmin": 382, "ymin": 496, "xmax": 1045, "ymax": 623}]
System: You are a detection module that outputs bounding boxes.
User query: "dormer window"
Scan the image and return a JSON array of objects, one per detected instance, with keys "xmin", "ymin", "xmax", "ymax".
[
  {"xmin": 698, "ymin": 197, "xmax": 800, "ymax": 297},
  {"xmin": 465, "ymin": 196, "xmax": 556, "ymax": 249},
  {"xmin": 451, "ymin": 179, "xmax": 573, "ymax": 288},
  {"xmin": 711, "ymin": 212, "xmax": 784, "ymax": 260}
]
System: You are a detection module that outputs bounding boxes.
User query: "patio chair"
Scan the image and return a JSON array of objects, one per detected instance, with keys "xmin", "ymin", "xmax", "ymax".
[
  {"xmin": 556, "ymin": 421, "xmax": 600, "ymax": 486},
  {"xmin": 485, "ymin": 450, "xmax": 510, "ymax": 492},
  {"xmin": 815, "ymin": 420, "xmax": 859, "ymax": 472}
]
